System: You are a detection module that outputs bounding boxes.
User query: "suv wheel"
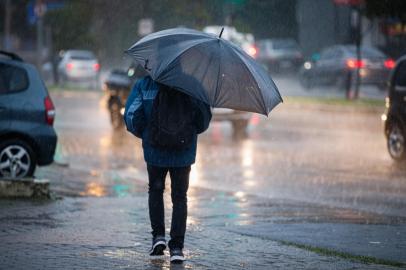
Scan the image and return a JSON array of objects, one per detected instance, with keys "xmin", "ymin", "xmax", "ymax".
[
  {"xmin": 387, "ymin": 123, "xmax": 406, "ymax": 161},
  {"xmin": 0, "ymin": 139, "xmax": 36, "ymax": 178}
]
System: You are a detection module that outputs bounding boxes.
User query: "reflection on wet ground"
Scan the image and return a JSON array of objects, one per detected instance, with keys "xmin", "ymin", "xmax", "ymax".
[{"xmin": 41, "ymin": 91, "xmax": 406, "ymax": 219}]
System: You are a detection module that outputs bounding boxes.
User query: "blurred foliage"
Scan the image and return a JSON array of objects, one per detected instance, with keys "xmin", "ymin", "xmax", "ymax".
[
  {"xmin": 45, "ymin": 1, "xmax": 95, "ymax": 52},
  {"xmin": 365, "ymin": 0, "xmax": 406, "ymax": 22},
  {"xmin": 234, "ymin": 0, "xmax": 297, "ymax": 39},
  {"xmin": 2, "ymin": 0, "xmax": 298, "ymax": 63}
]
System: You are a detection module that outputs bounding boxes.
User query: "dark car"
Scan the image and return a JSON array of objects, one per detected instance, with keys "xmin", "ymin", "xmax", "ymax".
[
  {"xmin": 256, "ymin": 38, "xmax": 304, "ymax": 72},
  {"xmin": 0, "ymin": 51, "xmax": 57, "ymax": 178},
  {"xmin": 299, "ymin": 45, "xmax": 395, "ymax": 90},
  {"xmin": 384, "ymin": 55, "xmax": 406, "ymax": 161}
]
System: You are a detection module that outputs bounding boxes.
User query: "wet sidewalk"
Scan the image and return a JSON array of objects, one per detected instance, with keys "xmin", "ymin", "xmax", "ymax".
[{"xmin": 1, "ymin": 169, "xmax": 405, "ymax": 269}]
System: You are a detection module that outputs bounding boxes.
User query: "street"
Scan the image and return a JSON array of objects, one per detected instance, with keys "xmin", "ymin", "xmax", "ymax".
[{"xmin": 44, "ymin": 78, "xmax": 405, "ymax": 217}]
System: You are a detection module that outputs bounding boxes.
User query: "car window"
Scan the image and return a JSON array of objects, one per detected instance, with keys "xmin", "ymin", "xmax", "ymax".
[
  {"xmin": 346, "ymin": 46, "xmax": 385, "ymax": 58},
  {"xmin": 320, "ymin": 48, "xmax": 336, "ymax": 60},
  {"xmin": 0, "ymin": 63, "xmax": 29, "ymax": 94},
  {"xmin": 394, "ymin": 61, "xmax": 406, "ymax": 87},
  {"xmin": 68, "ymin": 51, "xmax": 96, "ymax": 60},
  {"xmin": 272, "ymin": 40, "xmax": 298, "ymax": 50}
]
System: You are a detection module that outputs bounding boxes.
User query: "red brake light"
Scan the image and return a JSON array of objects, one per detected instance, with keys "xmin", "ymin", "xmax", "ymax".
[
  {"xmin": 66, "ymin": 62, "xmax": 74, "ymax": 70},
  {"xmin": 384, "ymin": 59, "xmax": 395, "ymax": 69},
  {"xmin": 44, "ymin": 96, "xmax": 55, "ymax": 126},
  {"xmin": 93, "ymin": 63, "xmax": 100, "ymax": 71},
  {"xmin": 346, "ymin": 58, "xmax": 365, "ymax": 69}
]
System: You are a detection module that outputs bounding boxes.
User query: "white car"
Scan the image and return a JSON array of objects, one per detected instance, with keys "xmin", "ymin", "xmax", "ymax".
[
  {"xmin": 57, "ymin": 50, "xmax": 100, "ymax": 87},
  {"xmin": 202, "ymin": 26, "xmax": 255, "ymax": 137}
]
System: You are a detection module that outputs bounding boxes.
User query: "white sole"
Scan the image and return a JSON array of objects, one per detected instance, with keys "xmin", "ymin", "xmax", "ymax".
[{"xmin": 170, "ymin": 255, "xmax": 185, "ymax": 262}]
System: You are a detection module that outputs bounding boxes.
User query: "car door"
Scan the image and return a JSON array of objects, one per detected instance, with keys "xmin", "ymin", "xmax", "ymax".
[
  {"xmin": 314, "ymin": 48, "xmax": 336, "ymax": 84},
  {"xmin": 392, "ymin": 60, "xmax": 406, "ymax": 122},
  {"xmin": 0, "ymin": 62, "xmax": 32, "ymax": 132},
  {"xmin": 0, "ymin": 63, "xmax": 12, "ymax": 131}
]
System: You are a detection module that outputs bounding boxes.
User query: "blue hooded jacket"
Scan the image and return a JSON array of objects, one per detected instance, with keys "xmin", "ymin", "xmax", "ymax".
[{"xmin": 124, "ymin": 76, "xmax": 212, "ymax": 167}]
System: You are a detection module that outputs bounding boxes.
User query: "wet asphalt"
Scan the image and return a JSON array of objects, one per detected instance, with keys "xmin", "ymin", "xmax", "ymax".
[{"xmin": 46, "ymin": 86, "xmax": 405, "ymax": 217}]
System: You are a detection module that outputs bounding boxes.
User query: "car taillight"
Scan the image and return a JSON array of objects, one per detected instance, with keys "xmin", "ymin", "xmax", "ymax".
[
  {"xmin": 93, "ymin": 63, "xmax": 100, "ymax": 71},
  {"xmin": 44, "ymin": 96, "xmax": 55, "ymax": 126},
  {"xmin": 384, "ymin": 59, "xmax": 395, "ymax": 69},
  {"xmin": 346, "ymin": 58, "xmax": 365, "ymax": 69},
  {"xmin": 66, "ymin": 62, "xmax": 74, "ymax": 70},
  {"xmin": 247, "ymin": 46, "xmax": 258, "ymax": 58}
]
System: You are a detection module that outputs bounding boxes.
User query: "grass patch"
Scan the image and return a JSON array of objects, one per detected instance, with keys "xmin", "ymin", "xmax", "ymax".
[
  {"xmin": 279, "ymin": 240, "xmax": 405, "ymax": 268},
  {"xmin": 284, "ymin": 96, "xmax": 385, "ymax": 108},
  {"xmin": 47, "ymin": 85, "xmax": 98, "ymax": 92}
]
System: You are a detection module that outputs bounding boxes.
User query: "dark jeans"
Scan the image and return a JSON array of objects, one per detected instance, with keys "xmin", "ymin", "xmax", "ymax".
[{"xmin": 147, "ymin": 164, "xmax": 191, "ymax": 249}]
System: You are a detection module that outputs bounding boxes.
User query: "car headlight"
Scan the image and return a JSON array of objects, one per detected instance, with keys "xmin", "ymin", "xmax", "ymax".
[{"xmin": 304, "ymin": 61, "xmax": 312, "ymax": 70}]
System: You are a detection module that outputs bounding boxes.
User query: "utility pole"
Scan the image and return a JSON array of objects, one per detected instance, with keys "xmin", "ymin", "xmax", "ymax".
[
  {"xmin": 4, "ymin": 0, "xmax": 12, "ymax": 50},
  {"xmin": 35, "ymin": 0, "xmax": 46, "ymax": 71},
  {"xmin": 353, "ymin": 6, "xmax": 362, "ymax": 99}
]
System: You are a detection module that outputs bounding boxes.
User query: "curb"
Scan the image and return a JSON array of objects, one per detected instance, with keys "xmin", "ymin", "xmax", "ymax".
[{"xmin": 0, "ymin": 178, "xmax": 50, "ymax": 199}]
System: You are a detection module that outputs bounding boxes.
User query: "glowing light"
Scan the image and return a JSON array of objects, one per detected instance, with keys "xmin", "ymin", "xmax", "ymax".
[
  {"xmin": 244, "ymin": 179, "xmax": 256, "ymax": 187},
  {"xmin": 381, "ymin": 114, "xmax": 387, "ymax": 121},
  {"xmin": 384, "ymin": 59, "xmax": 395, "ymax": 69},
  {"xmin": 80, "ymin": 182, "xmax": 106, "ymax": 197},
  {"xmin": 243, "ymin": 169, "xmax": 254, "ymax": 179},
  {"xmin": 346, "ymin": 58, "xmax": 365, "ymax": 69},
  {"xmin": 190, "ymin": 165, "xmax": 199, "ymax": 185},
  {"xmin": 247, "ymin": 46, "xmax": 257, "ymax": 58},
  {"xmin": 241, "ymin": 141, "xmax": 253, "ymax": 167},
  {"xmin": 304, "ymin": 62, "xmax": 312, "ymax": 70},
  {"xmin": 235, "ymin": 191, "xmax": 245, "ymax": 198},
  {"xmin": 100, "ymin": 136, "xmax": 111, "ymax": 147}
]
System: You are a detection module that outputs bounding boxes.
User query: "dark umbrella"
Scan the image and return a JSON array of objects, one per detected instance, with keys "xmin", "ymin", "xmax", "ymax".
[{"xmin": 126, "ymin": 28, "xmax": 282, "ymax": 115}]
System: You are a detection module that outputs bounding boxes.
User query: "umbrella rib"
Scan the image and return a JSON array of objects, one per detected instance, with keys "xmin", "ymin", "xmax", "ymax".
[
  {"xmin": 227, "ymin": 43, "xmax": 269, "ymax": 115},
  {"xmin": 213, "ymin": 41, "xmax": 222, "ymax": 107}
]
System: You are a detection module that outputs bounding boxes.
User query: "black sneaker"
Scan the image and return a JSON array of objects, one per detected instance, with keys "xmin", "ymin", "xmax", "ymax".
[
  {"xmin": 149, "ymin": 236, "xmax": 166, "ymax": 256},
  {"xmin": 170, "ymin": 248, "xmax": 185, "ymax": 263}
]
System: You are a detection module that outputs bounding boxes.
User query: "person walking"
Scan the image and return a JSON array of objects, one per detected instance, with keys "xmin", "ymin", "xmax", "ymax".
[{"xmin": 124, "ymin": 75, "xmax": 211, "ymax": 263}]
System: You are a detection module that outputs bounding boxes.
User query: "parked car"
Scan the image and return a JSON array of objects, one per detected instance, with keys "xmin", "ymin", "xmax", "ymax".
[
  {"xmin": 0, "ymin": 51, "xmax": 57, "ymax": 178},
  {"xmin": 384, "ymin": 55, "xmax": 406, "ymax": 161},
  {"xmin": 57, "ymin": 50, "xmax": 100, "ymax": 88},
  {"xmin": 203, "ymin": 25, "xmax": 254, "ymax": 137},
  {"xmin": 256, "ymin": 38, "xmax": 303, "ymax": 72},
  {"xmin": 299, "ymin": 45, "xmax": 395, "ymax": 91}
]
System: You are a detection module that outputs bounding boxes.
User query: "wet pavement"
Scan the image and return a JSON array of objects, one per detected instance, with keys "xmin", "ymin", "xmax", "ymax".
[
  {"xmin": 1, "ymin": 86, "xmax": 406, "ymax": 269},
  {"xmin": 0, "ymin": 181, "xmax": 404, "ymax": 269},
  {"xmin": 46, "ymin": 87, "xmax": 406, "ymax": 217}
]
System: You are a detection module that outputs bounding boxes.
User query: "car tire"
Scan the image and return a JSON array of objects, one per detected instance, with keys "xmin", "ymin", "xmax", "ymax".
[
  {"xmin": 387, "ymin": 122, "xmax": 406, "ymax": 161},
  {"xmin": 0, "ymin": 139, "xmax": 37, "ymax": 178}
]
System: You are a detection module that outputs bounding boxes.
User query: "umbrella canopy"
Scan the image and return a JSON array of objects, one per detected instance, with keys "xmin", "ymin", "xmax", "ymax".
[{"xmin": 126, "ymin": 28, "xmax": 282, "ymax": 115}]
